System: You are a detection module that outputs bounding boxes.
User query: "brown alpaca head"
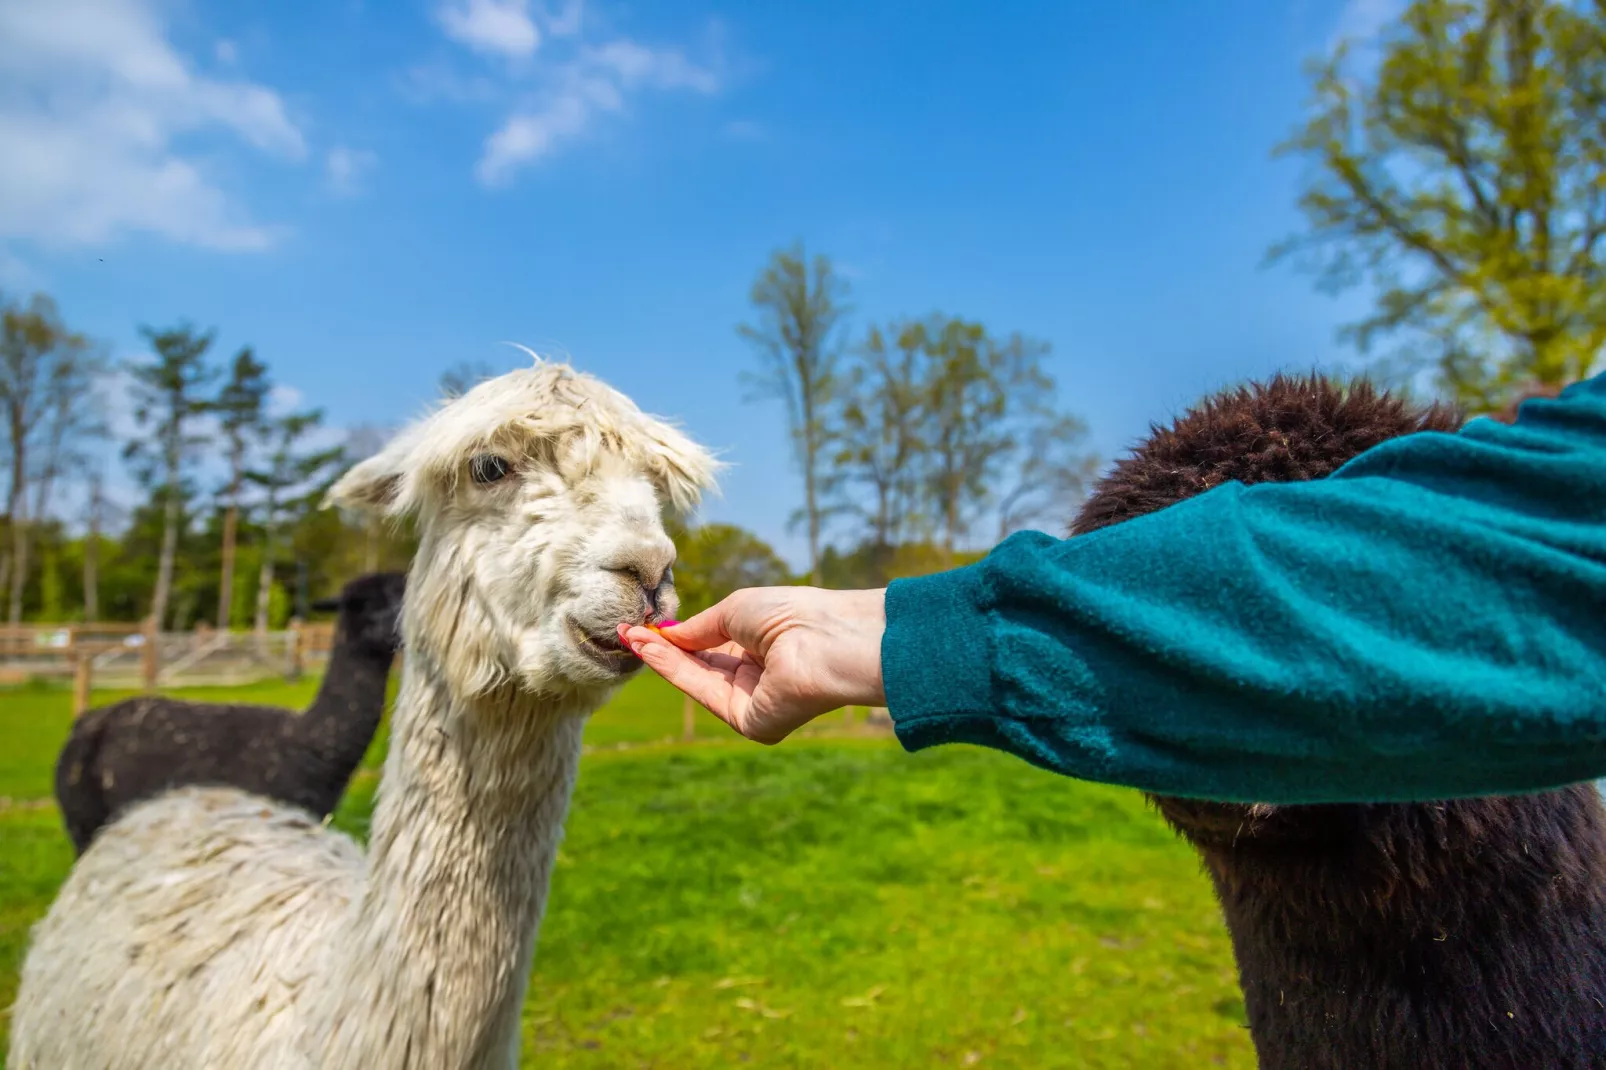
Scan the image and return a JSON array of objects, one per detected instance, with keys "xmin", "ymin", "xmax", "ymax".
[{"xmin": 1069, "ymin": 373, "xmax": 1461, "ymax": 846}]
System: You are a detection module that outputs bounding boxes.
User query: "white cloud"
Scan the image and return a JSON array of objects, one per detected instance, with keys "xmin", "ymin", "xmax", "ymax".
[
  {"xmin": 214, "ymin": 38, "xmax": 238, "ymax": 65},
  {"xmin": 421, "ymin": 0, "xmax": 725, "ymax": 185},
  {"xmin": 478, "ymin": 94, "xmax": 596, "ymax": 184},
  {"xmin": 0, "ymin": 0, "xmax": 307, "ymax": 251},
  {"xmin": 469, "ymin": 28, "xmax": 723, "ymax": 184},
  {"xmin": 584, "ymin": 38, "xmax": 720, "ymax": 93},
  {"xmin": 436, "ymin": 0, "xmax": 540, "ymax": 59},
  {"xmin": 542, "ymin": 0, "xmax": 583, "ymax": 38},
  {"xmin": 326, "ymin": 146, "xmax": 377, "ymax": 196}
]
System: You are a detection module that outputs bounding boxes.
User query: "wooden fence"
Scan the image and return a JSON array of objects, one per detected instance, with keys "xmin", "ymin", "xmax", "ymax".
[
  {"xmin": 0, "ymin": 619, "xmax": 338, "ymax": 715},
  {"xmin": 4, "ymin": 622, "xmax": 887, "ymax": 735}
]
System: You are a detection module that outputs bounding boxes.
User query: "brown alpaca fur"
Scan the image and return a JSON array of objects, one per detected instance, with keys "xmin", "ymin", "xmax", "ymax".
[
  {"xmin": 1070, "ymin": 374, "xmax": 1606, "ymax": 1070},
  {"xmin": 1491, "ymin": 382, "xmax": 1564, "ymax": 425}
]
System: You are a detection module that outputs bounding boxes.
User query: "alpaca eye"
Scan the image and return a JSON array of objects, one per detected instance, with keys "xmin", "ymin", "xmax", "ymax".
[{"xmin": 469, "ymin": 454, "xmax": 511, "ymax": 485}]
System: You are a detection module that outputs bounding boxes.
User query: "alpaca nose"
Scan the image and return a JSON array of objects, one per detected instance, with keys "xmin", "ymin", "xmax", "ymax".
[{"xmin": 642, "ymin": 579, "xmax": 668, "ymax": 618}]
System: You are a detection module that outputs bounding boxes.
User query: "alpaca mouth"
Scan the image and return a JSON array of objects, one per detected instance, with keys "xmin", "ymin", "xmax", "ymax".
[{"xmin": 569, "ymin": 619, "xmax": 639, "ymax": 674}]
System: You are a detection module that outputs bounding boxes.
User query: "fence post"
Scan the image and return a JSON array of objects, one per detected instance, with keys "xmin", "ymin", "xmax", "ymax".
[
  {"xmin": 682, "ymin": 692, "xmax": 696, "ymax": 742},
  {"xmin": 141, "ymin": 615, "xmax": 159, "ymax": 690},
  {"xmin": 72, "ymin": 647, "xmax": 94, "ymax": 718},
  {"xmin": 286, "ymin": 617, "xmax": 304, "ymax": 682}
]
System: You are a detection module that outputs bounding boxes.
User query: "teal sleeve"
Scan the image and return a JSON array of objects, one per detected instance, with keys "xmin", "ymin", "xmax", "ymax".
[{"xmin": 882, "ymin": 374, "xmax": 1606, "ymax": 804}]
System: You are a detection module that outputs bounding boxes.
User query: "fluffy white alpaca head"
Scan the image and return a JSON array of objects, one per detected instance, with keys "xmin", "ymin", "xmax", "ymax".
[{"xmin": 327, "ymin": 359, "xmax": 718, "ymax": 701}]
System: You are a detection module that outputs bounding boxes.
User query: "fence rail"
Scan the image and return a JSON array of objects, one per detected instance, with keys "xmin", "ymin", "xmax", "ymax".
[{"xmin": 0, "ymin": 620, "xmax": 338, "ymax": 712}]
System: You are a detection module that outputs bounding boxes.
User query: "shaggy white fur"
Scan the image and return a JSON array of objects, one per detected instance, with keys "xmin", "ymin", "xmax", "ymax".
[{"xmin": 8, "ymin": 359, "xmax": 718, "ymax": 1069}]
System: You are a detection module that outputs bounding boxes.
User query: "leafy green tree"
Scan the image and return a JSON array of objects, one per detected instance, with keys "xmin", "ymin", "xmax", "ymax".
[
  {"xmin": 738, "ymin": 245, "xmax": 852, "ymax": 586},
  {"xmin": 125, "ymin": 324, "xmax": 218, "ymax": 628},
  {"xmin": 213, "ymin": 347, "xmax": 270, "ymax": 629},
  {"xmin": 1275, "ymin": 0, "xmax": 1606, "ymax": 409},
  {"xmin": 246, "ymin": 409, "xmax": 345, "ymax": 638}
]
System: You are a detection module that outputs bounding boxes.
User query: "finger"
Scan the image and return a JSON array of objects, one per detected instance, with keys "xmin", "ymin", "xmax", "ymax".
[
  {"xmin": 627, "ymin": 630, "xmax": 746, "ymax": 724},
  {"xmin": 654, "ymin": 596, "xmax": 742, "ymax": 652}
]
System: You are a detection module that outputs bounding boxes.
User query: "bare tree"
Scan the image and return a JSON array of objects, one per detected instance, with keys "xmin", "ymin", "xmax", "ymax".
[
  {"xmin": 343, "ymin": 423, "xmax": 394, "ymax": 572},
  {"xmin": 214, "ymin": 348, "xmax": 270, "ymax": 629},
  {"xmin": 833, "ymin": 322, "xmax": 929, "ymax": 577},
  {"xmin": 83, "ymin": 470, "xmax": 105, "ymax": 621},
  {"xmin": 919, "ymin": 317, "xmax": 1053, "ymax": 554},
  {"xmin": 0, "ymin": 292, "xmax": 96, "ymax": 624},
  {"xmin": 738, "ymin": 245, "xmax": 851, "ymax": 586},
  {"xmin": 125, "ymin": 324, "xmax": 218, "ymax": 629},
  {"xmin": 439, "ymin": 361, "xmax": 496, "ymax": 399},
  {"xmin": 247, "ymin": 410, "xmax": 345, "ymax": 640},
  {"xmin": 995, "ymin": 412, "xmax": 1099, "ymax": 542}
]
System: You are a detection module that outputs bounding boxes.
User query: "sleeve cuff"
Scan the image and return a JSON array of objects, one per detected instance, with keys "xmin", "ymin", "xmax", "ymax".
[{"xmin": 881, "ymin": 561, "xmax": 995, "ymax": 752}]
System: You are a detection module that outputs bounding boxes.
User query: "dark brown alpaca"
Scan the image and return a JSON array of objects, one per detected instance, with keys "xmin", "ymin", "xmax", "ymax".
[
  {"xmin": 1071, "ymin": 375, "xmax": 1606, "ymax": 1070},
  {"xmin": 55, "ymin": 571, "xmax": 405, "ymax": 854}
]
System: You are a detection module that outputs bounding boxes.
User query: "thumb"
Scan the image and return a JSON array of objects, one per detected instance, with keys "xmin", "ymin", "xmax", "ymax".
[{"xmin": 657, "ymin": 597, "xmax": 738, "ymax": 652}]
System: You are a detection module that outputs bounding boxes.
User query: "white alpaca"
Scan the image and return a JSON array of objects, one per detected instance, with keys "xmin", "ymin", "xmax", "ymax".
[{"xmin": 8, "ymin": 361, "xmax": 718, "ymax": 1070}]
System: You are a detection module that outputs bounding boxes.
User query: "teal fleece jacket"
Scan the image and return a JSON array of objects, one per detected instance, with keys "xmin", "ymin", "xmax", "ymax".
[{"xmin": 882, "ymin": 373, "xmax": 1606, "ymax": 804}]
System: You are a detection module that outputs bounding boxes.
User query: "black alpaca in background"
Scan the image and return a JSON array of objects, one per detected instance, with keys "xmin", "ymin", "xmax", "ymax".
[
  {"xmin": 55, "ymin": 571, "xmax": 406, "ymax": 854},
  {"xmin": 1071, "ymin": 376, "xmax": 1606, "ymax": 1070}
]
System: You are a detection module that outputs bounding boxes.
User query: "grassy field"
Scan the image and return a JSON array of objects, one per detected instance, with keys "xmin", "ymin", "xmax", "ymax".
[{"xmin": 0, "ymin": 676, "xmax": 1254, "ymax": 1068}]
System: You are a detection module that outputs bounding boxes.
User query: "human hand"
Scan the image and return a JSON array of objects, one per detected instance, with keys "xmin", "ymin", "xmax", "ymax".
[{"xmin": 617, "ymin": 587, "xmax": 887, "ymax": 744}]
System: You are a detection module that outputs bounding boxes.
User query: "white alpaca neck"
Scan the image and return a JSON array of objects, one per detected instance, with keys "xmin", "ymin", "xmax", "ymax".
[{"xmin": 308, "ymin": 654, "xmax": 591, "ymax": 1069}]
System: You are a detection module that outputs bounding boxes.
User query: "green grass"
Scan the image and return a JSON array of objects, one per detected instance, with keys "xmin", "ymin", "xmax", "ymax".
[{"xmin": 0, "ymin": 677, "xmax": 1253, "ymax": 1067}]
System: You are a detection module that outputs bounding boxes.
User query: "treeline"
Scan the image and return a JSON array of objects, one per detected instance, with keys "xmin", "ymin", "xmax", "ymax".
[
  {"xmin": 737, "ymin": 247, "xmax": 1096, "ymax": 590},
  {"xmin": 0, "ymin": 295, "xmax": 413, "ymax": 628},
  {"xmin": 1, "ymin": 251, "xmax": 1096, "ymax": 628}
]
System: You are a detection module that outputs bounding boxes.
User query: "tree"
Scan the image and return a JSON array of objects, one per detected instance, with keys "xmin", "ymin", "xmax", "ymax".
[
  {"xmin": 738, "ymin": 245, "xmax": 852, "ymax": 586},
  {"xmin": 665, "ymin": 520, "xmax": 793, "ymax": 615},
  {"xmin": 918, "ymin": 317, "xmax": 1053, "ymax": 554},
  {"xmin": 832, "ymin": 322, "xmax": 930, "ymax": 576},
  {"xmin": 214, "ymin": 347, "xmax": 270, "ymax": 629},
  {"xmin": 342, "ymin": 423, "xmax": 394, "ymax": 572},
  {"xmin": 0, "ymin": 292, "xmax": 96, "ymax": 624},
  {"xmin": 246, "ymin": 409, "xmax": 345, "ymax": 639},
  {"xmin": 125, "ymin": 324, "xmax": 219, "ymax": 629},
  {"xmin": 1274, "ymin": 0, "xmax": 1606, "ymax": 410},
  {"xmin": 994, "ymin": 411, "xmax": 1099, "ymax": 541},
  {"xmin": 439, "ymin": 361, "xmax": 496, "ymax": 399},
  {"xmin": 83, "ymin": 470, "xmax": 106, "ymax": 621}
]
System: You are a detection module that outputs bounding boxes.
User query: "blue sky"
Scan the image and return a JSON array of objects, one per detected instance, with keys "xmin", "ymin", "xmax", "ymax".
[{"xmin": 0, "ymin": 0, "xmax": 1397, "ymax": 565}]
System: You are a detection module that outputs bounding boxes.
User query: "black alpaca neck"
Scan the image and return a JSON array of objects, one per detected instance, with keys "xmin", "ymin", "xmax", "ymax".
[
  {"xmin": 288, "ymin": 614, "xmax": 396, "ymax": 791},
  {"xmin": 1166, "ymin": 788, "xmax": 1606, "ymax": 1070}
]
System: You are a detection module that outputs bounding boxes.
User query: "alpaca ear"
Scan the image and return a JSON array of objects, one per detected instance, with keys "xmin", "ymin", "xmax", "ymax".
[
  {"xmin": 642, "ymin": 424, "xmax": 724, "ymax": 515},
  {"xmin": 325, "ymin": 451, "xmax": 406, "ymax": 516}
]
